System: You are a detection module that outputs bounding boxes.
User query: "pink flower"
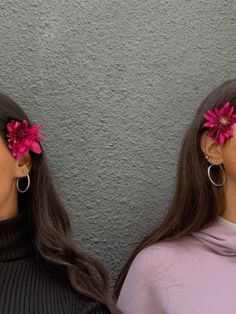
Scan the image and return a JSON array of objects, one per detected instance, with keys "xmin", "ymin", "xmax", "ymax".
[
  {"xmin": 6, "ymin": 119, "xmax": 46, "ymax": 160},
  {"xmin": 203, "ymin": 101, "xmax": 236, "ymax": 145}
]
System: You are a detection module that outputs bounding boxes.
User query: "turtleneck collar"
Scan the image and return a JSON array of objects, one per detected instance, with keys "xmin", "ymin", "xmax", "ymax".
[
  {"xmin": 191, "ymin": 217, "xmax": 236, "ymax": 256},
  {"xmin": 0, "ymin": 210, "xmax": 36, "ymax": 263}
]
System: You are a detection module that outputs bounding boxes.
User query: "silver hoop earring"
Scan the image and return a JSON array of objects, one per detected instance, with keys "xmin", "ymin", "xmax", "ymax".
[
  {"xmin": 17, "ymin": 174, "xmax": 30, "ymax": 193},
  {"xmin": 208, "ymin": 164, "xmax": 226, "ymax": 187}
]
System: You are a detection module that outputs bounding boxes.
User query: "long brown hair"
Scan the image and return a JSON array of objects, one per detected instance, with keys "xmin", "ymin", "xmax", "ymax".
[
  {"xmin": 115, "ymin": 79, "xmax": 236, "ymax": 298},
  {"xmin": 0, "ymin": 93, "xmax": 119, "ymax": 313}
]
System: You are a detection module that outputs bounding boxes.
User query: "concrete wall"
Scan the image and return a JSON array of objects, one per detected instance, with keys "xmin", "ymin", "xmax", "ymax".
[{"xmin": 0, "ymin": 0, "xmax": 235, "ymax": 281}]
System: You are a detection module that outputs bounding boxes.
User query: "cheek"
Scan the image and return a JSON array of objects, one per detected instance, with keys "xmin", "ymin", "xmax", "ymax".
[
  {"xmin": 224, "ymin": 160, "xmax": 236, "ymax": 180},
  {"xmin": 222, "ymin": 135, "xmax": 236, "ymax": 180},
  {"xmin": 0, "ymin": 139, "xmax": 16, "ymax": 206}
]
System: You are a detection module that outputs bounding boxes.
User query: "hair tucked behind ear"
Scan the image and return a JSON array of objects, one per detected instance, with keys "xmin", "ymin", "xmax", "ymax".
[
  {"xmin": 0, "ymin": 93, "xmax": 119, "ymax": 313},
  {"xmin": 115, "ymin": 78, "xmax": 236, "ymax": 299}
]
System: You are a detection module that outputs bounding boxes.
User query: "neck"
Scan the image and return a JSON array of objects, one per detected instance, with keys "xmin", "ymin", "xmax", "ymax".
[
  {"xmin": 0, "ymin": 209, "xmax": 36, "ymax": 262},
  {"xmin": 0, "ymin": 193, "xmax": 18, "ymax": 221},
  {"xmin": 221, "ymin": 180, "xmax": 236, "ymax": 223}
]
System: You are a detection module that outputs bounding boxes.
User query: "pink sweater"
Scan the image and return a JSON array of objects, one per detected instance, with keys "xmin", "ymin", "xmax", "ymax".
[{"xmin": 117, "ymin": 217, "xmax": 236, "ymax": 314}]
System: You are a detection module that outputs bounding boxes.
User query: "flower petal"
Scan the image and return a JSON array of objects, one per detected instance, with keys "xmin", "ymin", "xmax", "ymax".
[
  {"xmin": 223, "ymin": 128, "xmax": 233, "ymax": 138},
  {"xmin": 203, "ymin": 113, "xmax": 216, "ymax": 122},
  {"xmin": 38, "ymin": 132, "xmax": 46, "ymax": 141},
  {"xmin": 30, "ymin": 141, "xmax": 42, "ymax": 154},
  {"xmin": 228, "ymin": 105, "xmax": 234, "ymax": 117},
  {"xmin": 22, "ymin": 120, "xmax": 29, "ymax": 128},
  {"xmin": 204, "ymin": 121, "xmax": 216, "ymax": 127},
  {"xmin": 29, "ymin": 124, "xmax": 40, "ymax": 136},
  {"xmin": 6, "ymin": 119, "xmax": 45, "ymax": 159},
  {"xmin": 206, "ymin": 110, "xmax": 217, "ymax": 118},
  {"xmin": 219, "ymin": 133, "xmax": 226, "ymax": 145},
  {"xmin": 231, "ymin": 115, "xmax": 236, "ymax": 123}
]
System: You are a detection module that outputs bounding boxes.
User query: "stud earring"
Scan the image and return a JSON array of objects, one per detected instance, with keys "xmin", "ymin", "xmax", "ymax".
[{"xmin": 205, "ymin": 155, "xmax": 211, "ymax": 163}]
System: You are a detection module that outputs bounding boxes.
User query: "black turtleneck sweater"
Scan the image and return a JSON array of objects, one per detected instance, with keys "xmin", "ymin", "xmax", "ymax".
[{"xmin": 0, "ymin": 210, "xmax": 110, "ymax": 314}]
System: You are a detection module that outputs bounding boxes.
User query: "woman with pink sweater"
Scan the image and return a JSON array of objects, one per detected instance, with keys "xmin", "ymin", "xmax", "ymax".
[{"xmin": 116, "ymin": 79, "xmax": 236, "ymax": 314}]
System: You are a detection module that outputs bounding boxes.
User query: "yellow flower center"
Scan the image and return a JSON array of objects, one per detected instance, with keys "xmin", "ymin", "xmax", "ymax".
[{"xmin": 219, "ymin": 116, "xmax": 229, "ymax": 126}]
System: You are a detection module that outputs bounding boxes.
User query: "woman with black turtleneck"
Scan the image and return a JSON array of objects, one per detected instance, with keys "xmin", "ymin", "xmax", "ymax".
[{"xmin": 0, "ymin": 93, "xmax": 119, "ymax": 314}]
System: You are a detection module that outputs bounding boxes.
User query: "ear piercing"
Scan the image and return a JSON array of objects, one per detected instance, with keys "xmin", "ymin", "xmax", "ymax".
[{"xmin": 205, "ymin": 155, "xmax": 211, "ymax": 163}]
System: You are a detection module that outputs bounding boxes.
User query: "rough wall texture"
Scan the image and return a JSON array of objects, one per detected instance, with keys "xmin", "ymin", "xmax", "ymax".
[{"xmin": 0, "ymin": 0, "xmax": 235, "ymax": 281}]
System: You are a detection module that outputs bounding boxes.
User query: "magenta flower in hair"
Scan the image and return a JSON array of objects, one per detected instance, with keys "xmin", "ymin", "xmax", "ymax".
[
  {"xmin": 203, "ymin": 101, "xmax": 236, "ymax": 145},
  {"xmin": 6, "ymin": 119, "xmax": 46, "ymax": 160}
]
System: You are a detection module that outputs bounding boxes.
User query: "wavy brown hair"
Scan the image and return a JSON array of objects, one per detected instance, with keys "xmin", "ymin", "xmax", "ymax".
[
  {"xmin": 0, "ymin": 93, "xmax": 119, "ymax": 313},
  {"xmin": 115, "ymin": 79, "xmax": 236, "ymax": 298}
]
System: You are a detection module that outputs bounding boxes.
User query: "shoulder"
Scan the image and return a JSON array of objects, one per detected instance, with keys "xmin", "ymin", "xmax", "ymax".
[
  {"xmin": 120, "ymin": 235, "xmax": 199, "ymax": 292},
  {"xmin": 130, "ymin": 237, "xmax": 193, "ymax": 276},
  {"xmin": 117, "ymin": 237, "xmax": 198, "ymax": 313}
]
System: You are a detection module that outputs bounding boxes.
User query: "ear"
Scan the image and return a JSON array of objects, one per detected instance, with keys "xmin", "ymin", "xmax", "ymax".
[
  {"xmin": 201, "ymin": 133, "xmax": 224, "ymax": 165},
  {"xmin": 14, "ymin": 153, "xmax": 32, "ymax": 178}
]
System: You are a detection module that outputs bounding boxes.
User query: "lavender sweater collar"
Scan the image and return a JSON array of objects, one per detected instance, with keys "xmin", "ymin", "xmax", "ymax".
[{"xmin": 191, "ymin": 216, "xmax": 236, "ymax": 256}]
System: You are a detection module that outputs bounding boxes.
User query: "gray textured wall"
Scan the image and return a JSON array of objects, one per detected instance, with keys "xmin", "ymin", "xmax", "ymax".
[{"xmin": 0, "ymin": 0, "xmax": 235, "ymax": 282}]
